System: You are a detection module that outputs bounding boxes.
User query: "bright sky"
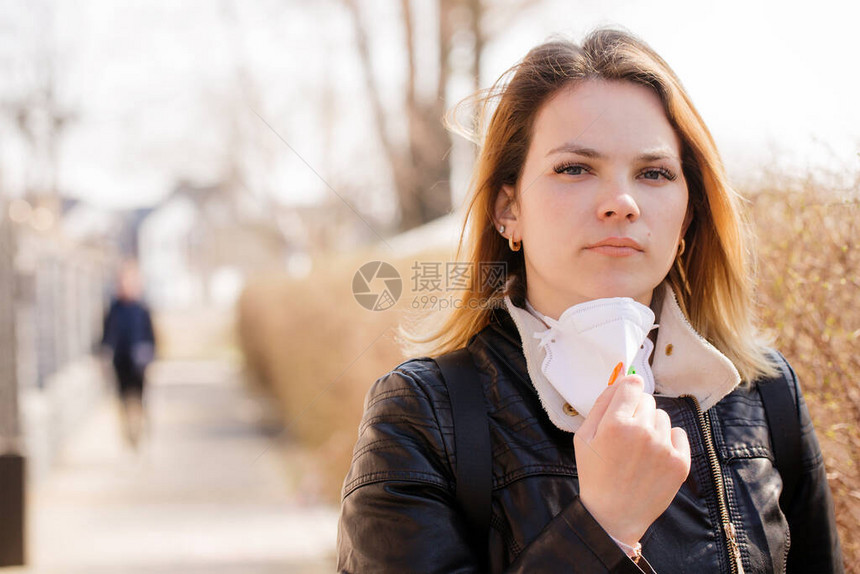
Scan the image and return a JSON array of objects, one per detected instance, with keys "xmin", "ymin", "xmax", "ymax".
[{"xmin": 1, "ymin": 0, "xmax": 857, "ymax": 211}]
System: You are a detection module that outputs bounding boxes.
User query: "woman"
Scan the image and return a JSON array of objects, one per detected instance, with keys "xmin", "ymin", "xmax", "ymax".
[{"xmin": 337, "ymin": 27, "xmax": 842, "ymax": 573}]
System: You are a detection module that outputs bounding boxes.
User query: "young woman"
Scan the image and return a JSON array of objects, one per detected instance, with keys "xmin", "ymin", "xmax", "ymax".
[{"xmin": 337, "ymin": 27, "xmax": 843, "ymax": 573}]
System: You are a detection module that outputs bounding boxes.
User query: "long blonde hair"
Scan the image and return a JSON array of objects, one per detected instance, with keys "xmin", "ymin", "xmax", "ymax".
[{"xmin": 400, "ymin": 26, "xmax": 777, "ymax": 382}]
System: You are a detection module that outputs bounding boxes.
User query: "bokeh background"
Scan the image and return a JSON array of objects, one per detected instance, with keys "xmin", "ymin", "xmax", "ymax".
[{"xmin": 0, "ymin": 1, "xmax": 857, "ymax": 572}]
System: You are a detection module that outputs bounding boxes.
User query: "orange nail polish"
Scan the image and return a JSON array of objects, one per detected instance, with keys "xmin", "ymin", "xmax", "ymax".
[{"xmin": 608, "ymin": 361, "xmax": 624, "ymax": 386}]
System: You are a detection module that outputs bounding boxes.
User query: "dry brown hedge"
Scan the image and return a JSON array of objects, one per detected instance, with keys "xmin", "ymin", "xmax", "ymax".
[
  {"xmin": 749, "ymin": 186, "xmax": 859, "ymax": 569},
  {"xmin": 237, "ymin": 249, "xmax": 447, "ymax": 501}
]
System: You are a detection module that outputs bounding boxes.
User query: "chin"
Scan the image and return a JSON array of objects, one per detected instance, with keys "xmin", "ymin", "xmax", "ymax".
[{"xmin": 586, "ymin": 284, "xmax": 650, "ymax": 303}]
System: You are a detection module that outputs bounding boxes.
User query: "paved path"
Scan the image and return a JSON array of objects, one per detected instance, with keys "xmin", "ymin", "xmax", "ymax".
[{"xmin": 9, "ymin": 360, "xmax": 338, "ymax": 574}]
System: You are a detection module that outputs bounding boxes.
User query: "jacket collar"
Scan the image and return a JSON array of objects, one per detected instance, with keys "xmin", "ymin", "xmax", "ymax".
[{"xmin": 485, "ymin": 284, "xmax": 740, "ymax": 431}]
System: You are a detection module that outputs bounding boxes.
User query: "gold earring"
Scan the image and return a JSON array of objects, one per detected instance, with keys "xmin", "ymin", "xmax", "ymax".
[
  {"xmin": 677, "ymin": 238, "xmax": 686, "ymax": 257},
  {"xmin": 509, "ymin": 235, "xmax": 521, "ymax": 252}
]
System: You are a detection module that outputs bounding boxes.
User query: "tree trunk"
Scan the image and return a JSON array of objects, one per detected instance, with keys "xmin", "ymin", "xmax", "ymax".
[{"xmin": 344, "ymin": 0, "xmax": 472, "ymax": 233}]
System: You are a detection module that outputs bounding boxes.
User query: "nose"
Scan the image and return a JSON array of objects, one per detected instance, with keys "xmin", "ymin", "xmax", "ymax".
[{"xmin": 597, "ymin": 179, "xmax": 640, "ymax": 222}]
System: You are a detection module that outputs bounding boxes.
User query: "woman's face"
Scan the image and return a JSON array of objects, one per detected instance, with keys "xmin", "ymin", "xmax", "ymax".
[{"xmin": 494, "ymin": 79, "xmax": 689, "ymax": 319}]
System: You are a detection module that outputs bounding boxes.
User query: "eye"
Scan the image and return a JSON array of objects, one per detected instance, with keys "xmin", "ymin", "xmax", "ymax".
[
  {"xmin": 553, "ymin": 162, "xmax": 590, "ymax": 176},
  {"xmin": 640, "ymin": 167, "xmax": 677, "ymax": 181}
]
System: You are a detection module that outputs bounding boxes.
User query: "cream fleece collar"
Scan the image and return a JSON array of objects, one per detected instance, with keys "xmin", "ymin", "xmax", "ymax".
[{"xmin": 503, "ymin": 286, "xmax": 741, "ymax": 433}]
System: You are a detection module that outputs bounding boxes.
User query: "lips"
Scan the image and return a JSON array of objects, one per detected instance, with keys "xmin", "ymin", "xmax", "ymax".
[
  {"xmin": 586, "ymin": 237, "xmax": 644, "ymax": 250},
  {"xmin": 584, "ymin": 237, "xmax": 644, "ymax": 257}
]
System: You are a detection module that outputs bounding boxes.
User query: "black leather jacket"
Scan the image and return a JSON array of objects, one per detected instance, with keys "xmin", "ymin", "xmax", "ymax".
[{"xmin": 337, "ymin": 306, "xmax": 843, "ymax": 573}]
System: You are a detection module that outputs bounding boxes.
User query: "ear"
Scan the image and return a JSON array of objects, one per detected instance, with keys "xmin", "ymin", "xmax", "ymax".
[{"xmin": 493, "ymin": 184, "xmax": 519, "ymax": 232}]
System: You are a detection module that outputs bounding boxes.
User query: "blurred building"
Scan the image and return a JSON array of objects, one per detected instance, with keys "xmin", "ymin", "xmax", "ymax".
[
  {"xmin": 137, "ymin": 179, "xmax": 378, "ymax": 310},
  {"xmin": 138, "ymin": 180, "xmax": 290, "ymax": 310},
  {"xmin": 60, "ymin": 198, "xmax": 149, "ymax": 256}
]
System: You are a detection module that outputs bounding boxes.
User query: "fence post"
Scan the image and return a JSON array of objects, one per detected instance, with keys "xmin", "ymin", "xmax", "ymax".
[{"xmin": 0, "ymin": 210, "xmax": 26, "ymax": 566}]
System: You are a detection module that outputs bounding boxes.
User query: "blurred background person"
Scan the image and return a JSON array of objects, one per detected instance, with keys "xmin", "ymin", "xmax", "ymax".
[{"xmin": 101, "ymin": 259, "xmax": 156, "ymax": 451}]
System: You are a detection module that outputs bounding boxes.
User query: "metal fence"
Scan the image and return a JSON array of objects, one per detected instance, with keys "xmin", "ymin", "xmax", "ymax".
[{"xmin": 0, "ymin": 204, "xmax": 112, "ymax": 456}]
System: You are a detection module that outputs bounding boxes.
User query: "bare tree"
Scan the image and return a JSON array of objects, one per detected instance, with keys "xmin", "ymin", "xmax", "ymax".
[
  {"xmin": 342, "ymin": 0, "xmax": 472, "ymax": 232},
  {"xmin": 0, "ymin": 1, "xmax": 77, "ymax": 215},
  {"xmin": 342, "ymin": 0, "xmax": 545, "ymax": 232}
]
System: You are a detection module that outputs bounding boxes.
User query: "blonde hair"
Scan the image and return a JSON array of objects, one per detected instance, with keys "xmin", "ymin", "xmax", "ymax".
[{"xmin": 400, "ymin": 26, "xmax": 777, "ymax": 382}]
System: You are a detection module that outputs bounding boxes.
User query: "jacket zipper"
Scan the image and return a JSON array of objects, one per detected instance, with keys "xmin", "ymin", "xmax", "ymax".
[{"xmin": 682, "ymin": 394, "xmax": 745, "ymax": 574}]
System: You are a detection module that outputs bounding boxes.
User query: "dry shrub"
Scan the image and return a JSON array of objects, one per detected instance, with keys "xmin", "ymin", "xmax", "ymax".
[
  {"xmin": 237, "ymin": 248, "xmax": 451, "ymax": 502},
  {"xmin": 749, "ymin": 184, "xmax": 860, "ymax": 569}
]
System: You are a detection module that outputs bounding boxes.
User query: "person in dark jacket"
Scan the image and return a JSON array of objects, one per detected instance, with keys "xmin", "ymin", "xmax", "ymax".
[
  {"xmin": 337, "ymin": 27, "xmax": 843, "ymax": 573},
  {"xmin": 102, "ymin": 260, "xmax": 156, "ymax": 451}
]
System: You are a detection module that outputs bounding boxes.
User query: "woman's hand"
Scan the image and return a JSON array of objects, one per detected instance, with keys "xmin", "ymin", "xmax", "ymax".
[{"xmin": 574, "ymin": 375, "xmax": 691, "ymax": 546}]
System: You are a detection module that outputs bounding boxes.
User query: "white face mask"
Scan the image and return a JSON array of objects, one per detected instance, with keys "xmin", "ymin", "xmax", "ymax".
[{"xmin": 530, "ymin": 297, "xmax": 656, "ymax": 418}]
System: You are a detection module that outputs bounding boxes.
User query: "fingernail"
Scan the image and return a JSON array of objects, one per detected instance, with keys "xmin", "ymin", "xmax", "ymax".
[{"xmin": 607, "ymin": 362, "xmax": 624, "ymax": 386}]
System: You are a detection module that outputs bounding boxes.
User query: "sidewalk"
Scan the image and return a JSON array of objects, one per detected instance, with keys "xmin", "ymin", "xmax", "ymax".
[{"xmin": 6, "ymin": 360, "xmax": 338, "ymax": 574}]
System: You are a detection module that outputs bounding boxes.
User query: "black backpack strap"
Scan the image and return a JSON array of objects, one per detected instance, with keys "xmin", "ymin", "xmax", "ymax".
[
  {"xmin": 758, "ymin": 350, "xmax": 803, "ymax": 512},
  {"xmin": 434, "ymin": 347, "xmax": 492, "ymax": 566}
]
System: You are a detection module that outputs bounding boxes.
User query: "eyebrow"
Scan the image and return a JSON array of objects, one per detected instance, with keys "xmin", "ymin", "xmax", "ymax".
[{"xmin": 546, "ymin": 144, "xmax": 679, "ymax": 163}]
